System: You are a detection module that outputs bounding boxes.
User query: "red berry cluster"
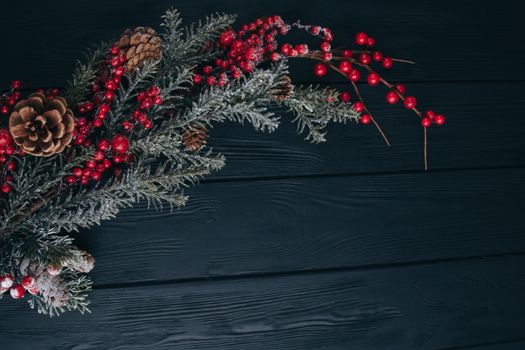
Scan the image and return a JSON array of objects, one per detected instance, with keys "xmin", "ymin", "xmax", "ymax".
[
  {"xmin": 0, "ymin": 81, "xmax": 25, "ymax": 194},
  {"xmin": 193, "ymin": 15, "xmax": 288, "ymax": 86},
  {"xmin": 294, "ymin": 29, "xmax": 446, "ymax": 131},
  {"xmin": 66, "ymin": 45, "xmax": 135, "ymax": 186},
  {"xmin": 121, "ymin": 85, "xmax": 163, "ymax": 131},
  {"xmin": 0, "ymin": 273, "xmax": 37, "ymax": 299},
  {"xmin": 66, "ymin": 134, "xmax": 130, "ymax": 186}
]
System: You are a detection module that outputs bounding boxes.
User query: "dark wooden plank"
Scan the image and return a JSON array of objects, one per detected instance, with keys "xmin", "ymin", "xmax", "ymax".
[
  {"xmin": 1, "ymin": 256, "xmax": 524, "ymax": 349},
  {"xmin": 208, "ymin": 82, "xmax": 525, "ymax": 179},
  {"xmin": 2, "ymin": 0, "xmax": 525, "ymax": 87},
  {"xmin": 70, "ymin": 168, "xmax": 525, "ymax": 285}
]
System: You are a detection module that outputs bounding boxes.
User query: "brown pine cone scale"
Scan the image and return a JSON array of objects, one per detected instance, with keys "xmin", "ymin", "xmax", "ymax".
[{"xmin": 8, "ymin": 93, "xmax": 75, "ymax": 157}]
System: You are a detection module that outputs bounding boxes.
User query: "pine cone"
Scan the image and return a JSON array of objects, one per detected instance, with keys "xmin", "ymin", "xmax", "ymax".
[
  {"xmin": 65, "ymin": 250, "xmax": 95, "ymax": 273},
  {"xmin": 272, "ymin": 75, "xmax": 294, "ymax": 101},
  {"xmin": 36, "ymin": 272, "xmax": 69, "ymax": 308},
  {"xmin": 117, "ymin": 26, "xmax": 162, "ymax": 72},
  {"xmin": 8, "ymin": 93, "xmax": 75, "ymax": 157},
  {"xmin": 182, "ymin": 126, "xmax": 207, "ymax": 152}
]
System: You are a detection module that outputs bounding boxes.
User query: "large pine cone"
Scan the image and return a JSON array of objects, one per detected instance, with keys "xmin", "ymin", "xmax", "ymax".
[
  {"xmin": 8, "ymin": 93, "xmax": 75, "ymax": 157},
  {"xmin": 117, "ymin": 26, "xmax": 162, "ymax": 72}
]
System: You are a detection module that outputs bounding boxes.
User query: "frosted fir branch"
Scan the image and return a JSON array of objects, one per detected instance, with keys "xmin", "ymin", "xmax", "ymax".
[
  {"xmin": 175, "ymin": 62, "xmax": 289, "ymax": 131},
  {"xmin": 28, "ymin": 271, "xmax": 92, "ymax": 317},
  {"xmin": 160, "ymin": 8, "xmax": 184, "ymax": 56},
  {"xmin": 163, "ymin": 12, "xmax": 237, "ymax": 66},
  {"xmin": 64, "ymin": 44, "xmax": 108, "ymax": 107},
  {"xmin": 109, "ymin": 60, "xmax": 160, "ymax": 127},
  {"xmin": 282, "ymin": 85, "xmax": 361, "ymax": 143}
]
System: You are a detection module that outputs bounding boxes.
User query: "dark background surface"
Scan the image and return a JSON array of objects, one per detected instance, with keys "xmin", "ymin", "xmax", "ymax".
[{"xmin": 1, "ymin": 0, "xmax": 525, "ymax": 349}]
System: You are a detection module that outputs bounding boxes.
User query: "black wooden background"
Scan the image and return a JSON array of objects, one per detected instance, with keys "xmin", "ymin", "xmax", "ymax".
[{"xmin": 1, "ymin": 1, "xmax": 525, "ymax": 349}]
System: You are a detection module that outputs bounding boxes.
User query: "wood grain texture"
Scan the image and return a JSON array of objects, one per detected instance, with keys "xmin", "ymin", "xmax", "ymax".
[
  {"xmin": 68, "ymin": 168, "xmax": 525, "ymax": 285},
  {"xmin": 1, "ymin": 0, "xmax": 525, "ymax": 87},
  {"xmin": 208, "ymin": 83, "xmax": 525, "ymax": 179},
  {"xmin": 1, "ymin": 256, "xmax": 524, "ymax": 350}
]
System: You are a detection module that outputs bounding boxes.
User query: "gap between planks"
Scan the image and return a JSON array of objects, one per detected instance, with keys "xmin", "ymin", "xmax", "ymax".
[{"xmin": 93, "ymin": 250, "xmax": 525, "ymax": 290}]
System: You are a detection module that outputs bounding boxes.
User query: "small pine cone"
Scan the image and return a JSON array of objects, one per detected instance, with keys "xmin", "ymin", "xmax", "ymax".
[
  {"xmin": 182, "ymin": 126, "xmax": 207, "ymax": 152},
  {"xmin": 8, "ymin": 93, "xmax": 75, "ymax": 157},
  {"xmin": 65, "ymin": 250, "xmax": 95, "ymax": 273},
  {"xmin": 117, "ymin": 26, "xmax": 162, "ymax": 72},
  {"xmin": 272, "ymin": 75, "xmax": 294, "ymax": 101},
  {"xmin": 35, "ymin": 272, "xmax": 69, "ymax": 308}
]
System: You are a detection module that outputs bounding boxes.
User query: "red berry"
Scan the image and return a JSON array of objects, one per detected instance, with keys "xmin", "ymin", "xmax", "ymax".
[
  {"xmin": 355, "ymin": 32, "xmax": 368, "ymax": 45},
  {"xmin": 96, "ymin": 163, "xmax": 106, "ymax": 173},
  {"xmin": 111, "ymin": 134, "xmax": 129, "ymax": 153},
  {"xmin": 280, "ymin": 43, "xmax": 292, "ymax": 55},
  {"xmin": 86, "ymin": 160, "xmax": 96, "ymax": 169},
  {"xmin": 72, "ymin": 167, "xmax": 83, "ymax": 177},
  {"xmin": 360, "ymin": 114, "xmax": 371, "ymax": 124},
  {"xmin": 425, "ymin": 110, "xmax": 436, "ymax": 120},
  {"xmin": 295, "ymin": 44, "xmax": 308, "ymax": 55},
  {"xmin": 10, "ymin": 284, "xmax": 25, "ymax": 299},
  {"xmin": 7, "ymin": 161, "xmax": 15, "ymax": 171},
  {"xmin": 103, "ymin": 159, "xmax": 112, "ymax": 169},
  {"xmin": 354, "ymin": 102, "xmax": 365, "ymax": 112},
  {"xmin": 421, "ymin": 117, "xmax": 432, "ymax": 128},
  {"xmin": 203, "ymin": 66, "xmax": 213, "ymax": 75},
  {"xmin": 320, "ymin": 41, "xmax": 331, "ymax": 52},
  {"xmin": 367, "ymin": 72, "xmax": 381, "ymax": 86},
  {"xmin": 404, "ymin": 96, "xmax": 417, "ymax": 109},
  {"xmin": 359, "ymin": 54, "xmax": 371, "ymax": 65},
  {"xmin": 80, "ymin": 176, "xmax": 90, "ymax": 185},
  {"xmin": 153, "ymin": 96, "xmax": 163, "ymax": 105},
  {"xmin": 98, "ymin": 139, "xmax": 110, "ymax": 151},
  {"xmin": 0, "ymin": 131, "xmax": 12, "ymax": 147},
  {"xmin": 193, "ymin": 74, "xmax": 202, "ymax": 84},
  {"xmin": 206, "ymin": 76, "xmax": 216, "ymax": 86},
  {"xmin": 342, "ymin": 50, "xmax": 353, "ymax": 57},
  {"xmin": 114, "ymin": 67, "xmax": 126, "ymax": 77},
  {"xmin": 382, "ymin": 57, "xmax": 393, "ymax": 69},
  {"xmin": 372, "ymin": 51, "xmax": 383, "ymax": 62},
  {"xmin": 340, "ymin": 92, "xmax": 351, "ymax": 103},
  {"xmin": 110, "ymin": 45, "xmax": 120, "ymax": 55},
  {"xmin": 270, "ymin": 52, "xmax": 280, "ymax": 62},
  {"xmin": 1, "ymin": 183, "xmax": 11, "ymax": 193},
  {"xmin": 434, "ymin": 114, "xmax": 446, "ymax": 125},
  {"xmin": 105, "ymin": 91, "xmax": 115, "ymax": 101},
  {"xmin": 93, "ymin": 119, "xmax": 103, "ymax": 128},
  {"xmin": 122, "ymin": 121, "xmax": 132, "ymax": 131},
  {"xmin": 395, "ymin": 84, "xmax": 406, "ymax": 94},
  {"xmin": 348, "ymin": 69, "xmax": 361, "ymax": 82},
  {"xmin": 1, "ymin": 106, "xmax": 9, "ymax": 114},
  {"xmin": 313, "ymin": 63, "xmax": 328, "ymax": 77},
  {"xmin": 338, "ymin": 60, "xmax": 352, "ymax": 73},
  {"xmin": 65, "ymin": 175, "xmax": 76, "ymax": 184},
  {"xmin": 323, "ymin": 52, "xmax": 333, "ymax": 61},
  {"xmin": 11, "ymin": 80, "xmax": 22, "ymax": 90},
  {"xmin": 28, "ymin": 287, "xmax": 38, "ymax": 295},
  {"xmin": 91, "ymin": 171, "xmax": 102, "ymax": 181},
  {"xmin": 386, "ymin": 91, "xmax": 399, "ymax": 104},
  {"xmin": 94, "ymin": 151, "xmax": 105, "ymax": 161},
  {"xmin": 1, "ymin": 274, "xmax": 14, "ymax": 288},
  {"xmin": 219, "ymin": 29, "xmax": 236, "ymax": 46},
  {"xmin": 311, "ymin": 26, "xmax": 321, "ymax": 35},
  {"xmin": 105, "ymin": 80, "xmax": 117, "ymax": 90},
  {"xmin": 22, "ymin": 276, "xmax": 35, "ymax": 289},
  {"xmin": 367, "ymin": 37, "xmax": 376, "ymax": 47}
]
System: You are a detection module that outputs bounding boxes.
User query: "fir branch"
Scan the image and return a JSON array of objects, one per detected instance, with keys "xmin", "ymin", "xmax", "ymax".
[
  {"xmin": 282, "ymin": 84, "xmax": 361, "ymax": 143},
  {"xmin": 163, "ymin": 12, "xmax": 237, "ymax": 66},
  {"xmin": 64, "ymin": 44, "xmax": 108, "ymax": 107}
]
